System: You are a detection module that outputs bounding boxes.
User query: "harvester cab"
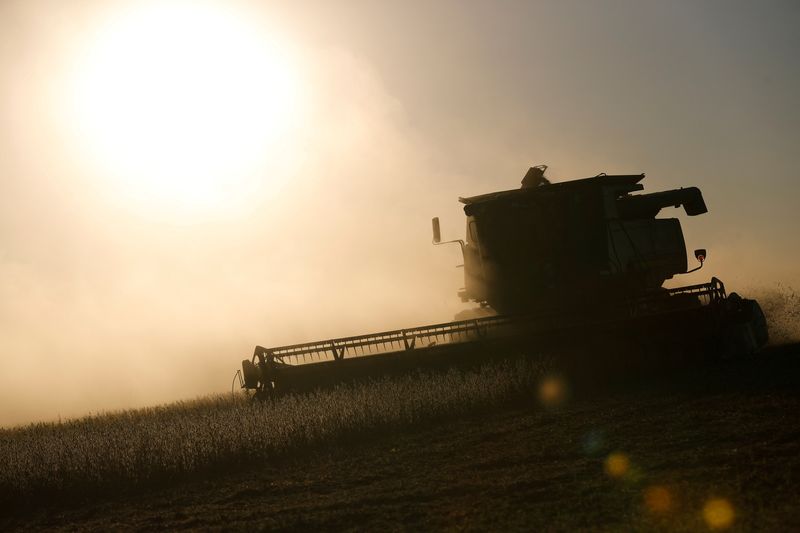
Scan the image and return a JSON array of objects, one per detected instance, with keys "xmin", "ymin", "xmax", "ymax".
[
  {"xmin": 236, "ymin": 165, "xmax": 768, "ymax": 397},
  {"xmin": 442, "ymin": 168, "xmax": 710, "ymax": 314}
]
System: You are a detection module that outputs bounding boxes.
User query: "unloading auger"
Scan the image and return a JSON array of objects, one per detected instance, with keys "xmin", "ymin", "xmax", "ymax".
[{"xmin": 235, "ymin": 166, "xmax": 768, "ymax": 398}]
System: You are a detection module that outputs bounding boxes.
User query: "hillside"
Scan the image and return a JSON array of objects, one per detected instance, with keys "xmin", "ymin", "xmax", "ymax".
[{"xmin": 3, "ymin": 343, "xmax": 799, "ymax": 532}]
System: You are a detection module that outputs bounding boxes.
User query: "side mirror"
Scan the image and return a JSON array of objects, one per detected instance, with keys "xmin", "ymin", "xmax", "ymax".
[
  {"xmin": 694, "ymin": 249, "xmax": 706, "ymax": 263},
  {"xmin": 685, "ymin": 248, "xmax": 707, "ymax": 274},
  {"xmin": 430, "ymin": 217, "xmax": 465, "ymax": 258},
  {"xmin": 432, "ymin": 217, "xmax": 441, "ymax": 244}
]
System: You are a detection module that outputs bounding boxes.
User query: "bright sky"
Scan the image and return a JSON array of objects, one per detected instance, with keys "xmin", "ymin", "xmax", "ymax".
[{"xmin": 1, "ymin": 0, "xmax": 798, "ymax": 425}]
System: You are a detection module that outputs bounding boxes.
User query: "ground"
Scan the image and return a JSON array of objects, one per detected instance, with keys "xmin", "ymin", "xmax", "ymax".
[{"xmin": 3, "ymin": 344, "xmax": 800, "ymax": 532}]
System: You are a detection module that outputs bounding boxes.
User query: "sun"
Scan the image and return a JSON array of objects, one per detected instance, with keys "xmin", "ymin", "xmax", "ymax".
[{"xmin": 69, "ymin": 2, "xmax": 305, "ymax": 220}]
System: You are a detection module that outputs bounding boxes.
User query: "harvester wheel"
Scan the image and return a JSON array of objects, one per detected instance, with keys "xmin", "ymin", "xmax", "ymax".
[{"xmin": 253, "ymin": 381, "xmax": 277, "ymax": 403}]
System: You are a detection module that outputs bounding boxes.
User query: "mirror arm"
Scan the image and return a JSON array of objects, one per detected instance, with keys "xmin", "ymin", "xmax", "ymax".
[
  {"xmin": 434, "ymin": 239, "xmax": 466, "ymax": 257},
  {"xmin": 684, "ymin": 256, "xmax": 705, "ymax": 274},
  {"xmin": 684, "ymin": 261, "xmax": 704, "ymax": 274},
  {"xmin": 432, "ymin": 217, "xmax": 465, "ymax": 259}
]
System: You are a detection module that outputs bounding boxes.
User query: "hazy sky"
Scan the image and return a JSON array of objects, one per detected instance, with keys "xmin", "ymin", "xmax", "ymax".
[{"xmin": 1, "ymin": 0, "xmax": 798, "ymax": 425}]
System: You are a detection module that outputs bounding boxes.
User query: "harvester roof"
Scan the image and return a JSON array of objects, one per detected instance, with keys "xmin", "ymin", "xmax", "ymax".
[{"xmin": 459, "ymin": 173, "xmax": 645, "ymax": 207}]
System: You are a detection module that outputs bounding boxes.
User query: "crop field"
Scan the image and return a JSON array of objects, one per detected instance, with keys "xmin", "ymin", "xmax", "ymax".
[
  {"xmin": 2, "ymin": 343, "xmax": 799, "ymax": 531},
  {"xmin": 1, "ymin": 287, "xmax": 798, "ymax": 531},
  {"xmin": 0, "ymin": 357, "xmax": 548, "ymax": 504}
]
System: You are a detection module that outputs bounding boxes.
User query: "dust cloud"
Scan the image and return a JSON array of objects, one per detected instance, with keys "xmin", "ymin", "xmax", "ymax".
[
  {"xmin": 0, "ymin": 25, "xmax": 466, "ymax": 426},
  {"xmin": 2, "ymin": 1, "xmax": 798, "ymax": 427}
]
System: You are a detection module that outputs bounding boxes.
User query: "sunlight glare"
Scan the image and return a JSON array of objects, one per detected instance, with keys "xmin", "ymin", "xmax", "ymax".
[
  {"xmin": 643, "ymin": 485, "xmax": 673, "ymax": 513},
  {"xmin": 70, "ymin": 1, "xmax": 305, "ymax": 219},
  {"xmin": 604, "ymin": 452, "xmax": 630, "ymax": 478},
  {"xmin": 702, "ymin": 497, "xmax": 735, "ymax": 530},
  {"xmin": 538, "ymin": 375, "xmax": 567, "ymax": 407}
]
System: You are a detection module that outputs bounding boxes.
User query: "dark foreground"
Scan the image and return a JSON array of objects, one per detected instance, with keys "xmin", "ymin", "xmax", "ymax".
[{"xmin": 4, "ymin": 345, "xmax": 800, "ymax": 532}]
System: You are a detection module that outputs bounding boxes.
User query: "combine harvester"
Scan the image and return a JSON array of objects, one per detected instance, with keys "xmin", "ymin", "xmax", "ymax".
[{"xmin": 236, "ymin": 166, "xmax": 768, "ymax": 398}]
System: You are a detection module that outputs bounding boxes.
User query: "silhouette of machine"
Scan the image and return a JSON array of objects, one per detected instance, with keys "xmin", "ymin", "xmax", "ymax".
[
  {"xmin": 444, "ymin": 165, "xmax": 710, "ymax": 314},
  {"xmin": 236, "ymin": 166, "xmax": 768, "ymax": 398}
]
